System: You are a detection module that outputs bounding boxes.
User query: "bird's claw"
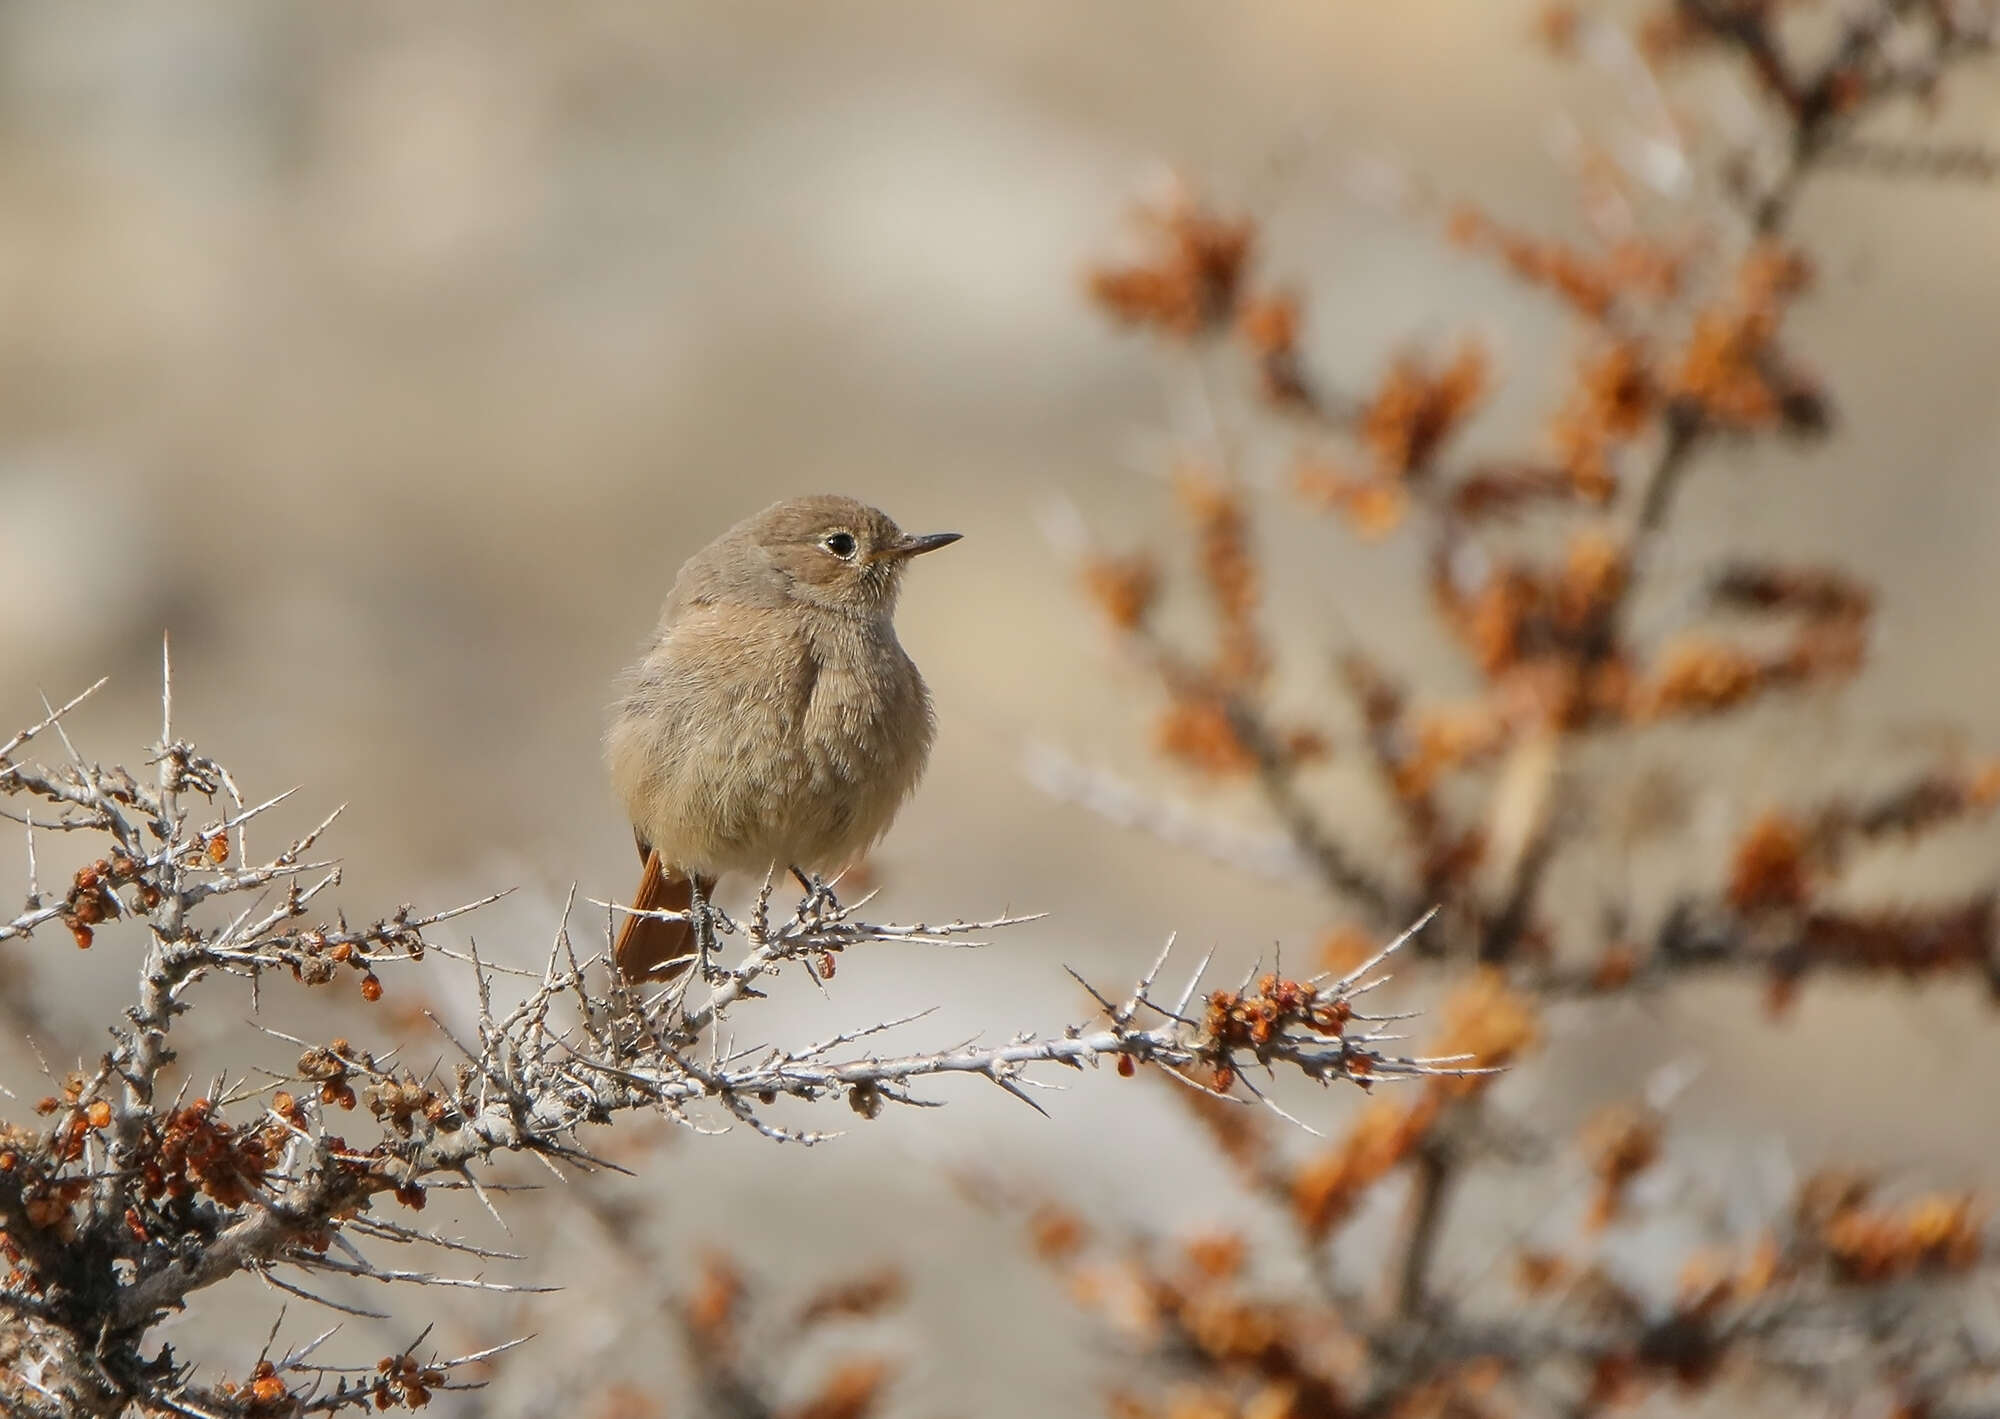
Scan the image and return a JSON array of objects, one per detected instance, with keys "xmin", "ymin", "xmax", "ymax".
[
  {"xmin": 789, "ymin": 864, "xmax": 842, "ymax": 923},
  {"xmin": 691, "ymin": 894, "xmax": 731, "ymax": 984}
]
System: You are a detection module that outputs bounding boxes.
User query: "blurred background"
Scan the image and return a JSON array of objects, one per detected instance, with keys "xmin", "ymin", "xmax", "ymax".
[{"xmin": 1, "ymin": 1, "xmax": 1999, "ymax": 1413}]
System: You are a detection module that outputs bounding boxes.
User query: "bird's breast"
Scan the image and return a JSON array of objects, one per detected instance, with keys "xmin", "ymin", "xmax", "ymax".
[{"xmin": 610, "ymin": 606, "xmax": 934, "ymax": 877}]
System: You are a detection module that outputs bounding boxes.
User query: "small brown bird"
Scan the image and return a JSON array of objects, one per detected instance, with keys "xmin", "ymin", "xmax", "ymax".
[{"xmin": 605, "ymin": 495, "xmax": 959, "ymax": 980}]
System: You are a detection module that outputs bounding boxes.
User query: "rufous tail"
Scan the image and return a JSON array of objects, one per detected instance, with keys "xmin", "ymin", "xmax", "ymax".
[{"xmin": 614, "ymin": 849, "xmax": 717, "ymax": 982}]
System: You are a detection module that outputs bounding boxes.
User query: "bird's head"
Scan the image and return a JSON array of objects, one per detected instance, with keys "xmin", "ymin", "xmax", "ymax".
[{"xmin": 749, "ymin": 495, "xmax": 960, "ymax": 617}]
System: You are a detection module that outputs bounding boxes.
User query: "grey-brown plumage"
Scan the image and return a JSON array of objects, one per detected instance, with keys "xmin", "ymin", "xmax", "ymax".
[{"xmin": 605, "ymin": 495, "xmax": 959, "ymax": 979}]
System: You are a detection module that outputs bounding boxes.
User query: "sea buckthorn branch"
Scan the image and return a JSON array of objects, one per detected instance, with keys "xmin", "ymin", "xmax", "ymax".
[
  {"xmin": 0, "ymin": 668, "xmax": 1462, "ymax": 1418},
  {"xmin": 1043, "ymin": 7, "xmax": 2000, "ymax": 1410}
]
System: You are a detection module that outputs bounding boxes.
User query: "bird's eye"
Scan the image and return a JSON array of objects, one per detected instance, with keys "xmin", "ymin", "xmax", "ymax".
[{"xmin": 821, "ymin": 531, "xmax": 858, "ymax": 559}]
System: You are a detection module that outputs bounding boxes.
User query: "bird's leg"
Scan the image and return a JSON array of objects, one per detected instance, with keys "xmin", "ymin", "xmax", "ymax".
[
  {"xmin": 789, "ymin": 864, "xmax": 841, "ymax": 920},
  {"xmin": 690, "ymin": 877, "xmax": 723, "ymax": 983}
]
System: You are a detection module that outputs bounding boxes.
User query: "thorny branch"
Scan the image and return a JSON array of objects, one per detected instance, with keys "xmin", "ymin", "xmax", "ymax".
[{"xmin": 0, "ymin": 667, "xmax": 1464, "ymax": 1418}]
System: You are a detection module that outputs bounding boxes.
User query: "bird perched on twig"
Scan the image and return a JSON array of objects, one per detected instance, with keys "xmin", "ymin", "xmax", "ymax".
[{"xmin": 605, "ymin": 495, "xmax": 960, "ymax": 980}]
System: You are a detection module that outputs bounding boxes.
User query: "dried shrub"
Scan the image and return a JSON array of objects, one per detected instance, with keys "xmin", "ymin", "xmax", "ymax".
[{"xmin": 1039, "ymin": 3, "xmax": 2000, "ymax": 1415}]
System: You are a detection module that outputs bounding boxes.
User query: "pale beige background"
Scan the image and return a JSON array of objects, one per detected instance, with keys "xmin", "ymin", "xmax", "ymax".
[{"xmin": 2, "ymin": 3, "xmax": 1999, "ymax": 1414}]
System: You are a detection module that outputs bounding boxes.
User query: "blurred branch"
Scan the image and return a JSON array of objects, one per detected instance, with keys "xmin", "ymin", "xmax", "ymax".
[{"xmin": 1050, "ymin": 4, "xmax": 2000, "ymax": 1415}]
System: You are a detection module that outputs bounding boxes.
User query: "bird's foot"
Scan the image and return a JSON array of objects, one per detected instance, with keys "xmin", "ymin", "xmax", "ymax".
[
  {"xmin": 691, "ymin": 891, "xmax": 730, "ymax": 984},
  {"xmin": 788, "ymin": 865, "xmax": 842, "ymax": 922}
]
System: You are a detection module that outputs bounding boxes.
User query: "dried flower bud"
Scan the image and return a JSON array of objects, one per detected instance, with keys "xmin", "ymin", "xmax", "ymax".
[
  {"xmin": 1185, "ymin": 1231, "xmax": 1245, "ymax": 1279},
  {"xmin": 1089, "ymin": 187, "xmax": 1254, "ymax": 336},
  {"xmin": 296, "ymin": 954, "xmax": 337, "ymax": 986},
  {"xmin": 24, "ymin": 1196, "xmax": 69, "ymax": 1229},
  {"xmin": 1081, "ymin": 553, "xmax": 1160, "ymax": 631},
  {"xmin": 1030, "ymin": 1206, "xmax": 1087, "ymax": 1260},
  {"xmin": 250, "ymin": 1374, "xmax": 286, "ymax": 1404},
  {"xmin": 1729, "ymin": 812, "xmax": 1810, "ymax": 912}
]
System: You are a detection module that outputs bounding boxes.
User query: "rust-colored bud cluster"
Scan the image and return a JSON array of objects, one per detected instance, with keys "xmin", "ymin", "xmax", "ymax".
[
  {"xmin": 1429, "ymin": 969, "xmax": 1542, "ymax": 1087},
  {"xmin": 299, "ymin": 1038, "xmax": 370, "ymax": 1111},
  {"xmin": 371, "ymin": 1353, "xmax": 448, "ymax": 1410},
  {"xmin": 1291, "ymin": 1098, "xmax": 1434, "ymax": 1240},
  {"xmin": 60, "ymin": 852, "xmax": 148, "ymax": 948},
  {"xmin": 1030, "ymin": 1213, "xmax": 1355, "ymax": 1418},
  {"xmin": 1080, "ymin": 552, "xmax": 1160, "ymax": 633},
  {"xmin": 1549, "ymin": 338, "xmax": 1657, "ymax": 501},
  {"xmin": 26, "ymin": 1074, "xmax": 110, "ymax": 1175},
  {"xmin": 1775, "ymin": 899, "xmax": 1999, "ymax": 1014},
  {"xmin": 367, "ymin": 1076, "xmax": 444, "ymax": 1139},
  {"xmin": 1450, "ymin": 204, "xmax": 1684, "ymax": 322},
  {"xmin": 1675, "ymin": 1237, "xmax": 1785, "ymax": 1312},
  {"xmin": 1295, "ymin": 341, "xmax": 1491, "ymax": 539},
  {"xmin": 684, "ymin": 1252, "xmax": 745, "ymax": 1351},
  {"xmin": 1718, "ymin": 766, "xmax": 2000, "ymax": 1008},
  {"xmin": 795, "ymin": 1268, "xmax": 906, "ymax": 1328},
  {"xmin": 1362, "ymin": 342, "xmax": 1491, "ymax": 481},
  {"xmin": 1580, "ymin": 1102, "xmax": 1663, "ymax": 1231},
  {"xmin": 4, "ymin": 1113, "xmax": 88, "ymax": 1246},
  {"xmin": 1285, "ymin": 971, "xmax": 1539, "ymax": 1239},
  {"xmin": 1236, "ymin": 290, "xmax": 1312, "ymax": 406},
  {"xmin": 1670, "ymin": 243, "xmax": 1824, "ymax": 434},
  {"xmin": 1202, "ymin": 973, "xmax": 1351, "ymax": 1062},
  {"xmin": 1728, "ymin": 811, "xmax": 1811, "ymax": 912},
  {"xmin": 1796, "ymin": 1171, "xmax": 1985, "ymax": 1283},
  {"xmin": 216, "ymin": 1360, "xmax": 291, "ymax": 1415},
  {"xmin": 787, "ymin": 1359, "xmax": 895, "ymax": 1419},
  {"xmin": 139, "ymin": 1099, "xmax": 275, "ymax": 1210},
  {"xmin": 1089, "ymin": 187, "xmax": 1254, "ymax": 338},
  {"xmin": 1175, "ymin": 467, "xmax": 1265, "ymax": 690},
  {"xmin": 1029, "ymin": 1205, "xmax": 1088, "ymax": 1262},
  {"xmin": 1822, "ymin": 1191, "xmax": 1984, "ymax": 1283},
  {"xmin": 287, "ymin": 927, "xmax": 397, "ymax": 1004}
]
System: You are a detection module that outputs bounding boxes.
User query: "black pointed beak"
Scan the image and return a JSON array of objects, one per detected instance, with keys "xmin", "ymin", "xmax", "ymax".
[{"xmin": 890, "ymin": 531, "xmax": 962, "ymax": 559}]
